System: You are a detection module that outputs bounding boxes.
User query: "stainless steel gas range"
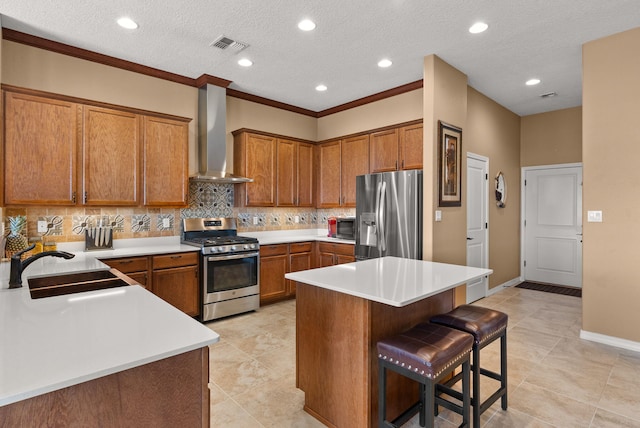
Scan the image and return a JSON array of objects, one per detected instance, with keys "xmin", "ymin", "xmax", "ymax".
[{"xmin": 182, "ymin": 218, "xmax": 259, "ymax": 322}]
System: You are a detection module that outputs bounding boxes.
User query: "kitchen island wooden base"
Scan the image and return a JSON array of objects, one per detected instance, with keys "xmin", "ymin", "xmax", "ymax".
[
  {"xmin": 296, "ymin": 282, "xmax": 454, "ymax": 428},
  {"xmin": 0, "ymin": 347, "xmax": 210, "ymax": 427}
]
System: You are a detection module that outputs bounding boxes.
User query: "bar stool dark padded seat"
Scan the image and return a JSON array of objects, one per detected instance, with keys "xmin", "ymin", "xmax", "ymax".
[
  {"xmin": 377, "ymin": 323, "xmax": 474, "ymax": 428},
  {"xmin": 431, "ymin": 305, "xmax": 508, "ymax": 428}
]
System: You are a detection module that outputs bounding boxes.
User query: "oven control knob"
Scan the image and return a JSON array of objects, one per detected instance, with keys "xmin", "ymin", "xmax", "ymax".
[
  {"xmin": 243, "ymin": 244, "xmax": 249, "ymax": 250},
  {"xmin": 231, "ymin": 245, "xmax": 238, "ymax": 251},
  {"xmin": 210, "ymin": 247, "xmax": 218, "ymax": 253}
]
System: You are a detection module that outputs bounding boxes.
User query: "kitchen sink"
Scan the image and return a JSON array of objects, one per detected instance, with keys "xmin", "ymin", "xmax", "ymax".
[{"xmin": 28, "ymin": 269, "xmax": 134, "ymax": 299}]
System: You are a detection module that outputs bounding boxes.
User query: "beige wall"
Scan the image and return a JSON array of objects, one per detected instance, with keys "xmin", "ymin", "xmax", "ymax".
[
  {"xmin": 582, "ymin": 27, "xmax": 640, "ymax": 342},
  {"xmin": 317, "ymin": 89, "xmax": 423, "ymax": 141},
  {"xmin": 423, "ymin": 56, "xmax": 468, "ymax": 303},
  {"xmin": 521, "ymin": 107, "xmax": 582, "ymax": 167},
  {"xmin": 467, "ymin": 88, "xmax": 521, "ymax": 289}
]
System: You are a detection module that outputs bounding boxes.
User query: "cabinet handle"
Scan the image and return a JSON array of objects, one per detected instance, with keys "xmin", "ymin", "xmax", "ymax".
[
  {"xmin": 119, "ymin": 260, "xmax": 134, "ymax": 264},
  {"xmin": 72, "ymin": 192, "xmax": 76, "ymax": 204},
  {"xmin": 395, "ymin": 160, "xmax": 398, "ymax": 170},
  {"xmin": 84, "ymin": 192, "xmax": 88, "ymax": 204},
  {"xmin": 170, "ymin": 255, "xmax": 182, "ymax": 259}
]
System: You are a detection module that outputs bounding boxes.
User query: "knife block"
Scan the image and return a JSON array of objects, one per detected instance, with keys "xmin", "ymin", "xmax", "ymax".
[{"xmin": 85, "ymin": 227, "xmax": 114, "ymax": 251}]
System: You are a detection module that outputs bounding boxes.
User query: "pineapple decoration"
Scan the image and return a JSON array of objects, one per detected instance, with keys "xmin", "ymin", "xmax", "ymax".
[{"xmin": 5, "ymin": 215, "xmax": 29, "ymax": 259}]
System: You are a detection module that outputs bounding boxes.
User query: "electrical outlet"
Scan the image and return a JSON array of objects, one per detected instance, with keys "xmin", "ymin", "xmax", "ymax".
[
  {"xmin": 37, "ymin": 220, "xmax": 48, "ymax": 233},
  {"xmin": 162, "ymin": 218, "xmax": 171, "ymax": 228},
  {"xmin": 587, "ymin": 210, "xmax": 602, "ymax": 222},
  {"xmin": 435, "ymin": 210, "xmax": 442, "ymax": 222},
  {"xmin": 294, "ymin": 215, "xmax": 300, "ymax": 223},
  {"xmin": 253, "ymin": 216, "xmax": 259, "ymax": 225}
]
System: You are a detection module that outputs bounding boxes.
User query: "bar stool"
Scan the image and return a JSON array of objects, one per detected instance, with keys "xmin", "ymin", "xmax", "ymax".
[
  {"xmin": 377, "ymin": 323, "xmax": 474, "ymax": 428},
  {"xmin": 431, "ymin": 305, "xmax": 508, "ymax": 428}
]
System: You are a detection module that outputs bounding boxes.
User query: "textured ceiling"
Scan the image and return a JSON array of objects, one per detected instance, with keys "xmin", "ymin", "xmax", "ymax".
[{"xmin": 1, "ymin": 1, "xmax": 640, "ymax": 116}]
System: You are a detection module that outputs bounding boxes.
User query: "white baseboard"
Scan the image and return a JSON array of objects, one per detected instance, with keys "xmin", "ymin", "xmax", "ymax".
[
  {"xmin": 487, "ymin": 277, "xmax": 522, "ymax": 296},
  {"xmin": 580, "ymin": 329, "xmax": 640, "ymax": 353}
]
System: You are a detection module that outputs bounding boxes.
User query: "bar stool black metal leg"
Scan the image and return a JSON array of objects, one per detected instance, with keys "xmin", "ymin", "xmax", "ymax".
[
  {"xmin": 379, "ymin": 363, "xmax": 387, "ymax": 427},
  {"xmin": 462, "ymin": 359, "xmax": 471, "ymax": 428},
  {"xmin": 472, "ymin": 344, "xmax": 481, "ymax": 428},
  {"xmin": 501, "ymin": 331, "xmax": 508, "ymax": 410},
  {"xmin": 424, "ymin": 381, "xmax": 435, "ymax": 428}
]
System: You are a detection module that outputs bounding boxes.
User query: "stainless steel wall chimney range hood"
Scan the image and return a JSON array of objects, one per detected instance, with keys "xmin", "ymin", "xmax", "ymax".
[{"xmin": 190, "ymin": 84, "xmax": 252, "ymax": 183}]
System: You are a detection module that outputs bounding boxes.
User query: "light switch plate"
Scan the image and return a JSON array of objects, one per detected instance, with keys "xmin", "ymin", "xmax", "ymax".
[
  {"xmin": 435, "ymin": 210, "xmax": 442, "ymax": 222},
  {"xmin": 253, "ymin": 217, "xmax": 259, "ymax": 225},
  {"xmin": 587, "ymin": 210, "xmax": 603, "ymax": 222},
  {"xmin": 162, "ymin": 218, "xmax": 171, "ymax": 228},
  {"xmin": 294, "ymin": 215, "xmax": 300, "ymax": 223},
  {"xmin": 37, "ymin": 220, "xmax": 48, "ymax": 233}
]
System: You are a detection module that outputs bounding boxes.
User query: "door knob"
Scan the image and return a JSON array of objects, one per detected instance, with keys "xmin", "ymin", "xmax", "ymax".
[{"xmin": 467, "ymin": 237, "xmax": 473, "ymax": 240}]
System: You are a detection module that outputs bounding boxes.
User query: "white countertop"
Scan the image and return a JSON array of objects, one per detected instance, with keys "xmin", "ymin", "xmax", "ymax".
[
  {"xmin": 242, "ymin": 228, "xmax": 355, "ymax": 245},
  {"xmin": 285, "ymin": 256, "xmax": 493, "ymax": 307},
  {"xmin": 0, "ymin": 237, "xmax": 219, "ymax": 407}
]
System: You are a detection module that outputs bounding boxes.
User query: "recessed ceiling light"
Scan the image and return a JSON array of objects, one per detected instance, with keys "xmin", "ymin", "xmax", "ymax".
[
  {"xmin": 298, "ymin": 19, "xmax": 316, "ymax": 31},
  {"xmin": 315, "ymin": 84, "xmax": 327, "ymax": 92},
  {"xmin": 469, "ymin": 22, "xmax": 488, "ymax": 34},
  {"xmin": 378, "ymin": 59, "xmax": 393, "ymax": 68},
  {"xmin": 238, "ymin": 58, "xmax": 253, "ymax": 67},
  {"xmin": 117, "ymin": 17, "xmax": 138, "ymax": 30},
  {"xmin": 526, "ymin": 78, "xmax": 541, "ymax": 86}
]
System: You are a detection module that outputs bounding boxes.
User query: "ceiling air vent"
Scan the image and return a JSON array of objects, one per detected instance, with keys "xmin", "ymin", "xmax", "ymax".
[
  {"xmin": 539, "ymin": 91, "xmax": 558, "ymax": 98},
  {"xmin": 210, "ymin": 35, "xmax": 249, "ymax": 52}
]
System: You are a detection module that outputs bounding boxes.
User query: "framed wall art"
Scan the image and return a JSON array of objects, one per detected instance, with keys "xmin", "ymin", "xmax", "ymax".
[{"xmin": 438, "ymin": 121, "xmax": 462, "ymax": 207}]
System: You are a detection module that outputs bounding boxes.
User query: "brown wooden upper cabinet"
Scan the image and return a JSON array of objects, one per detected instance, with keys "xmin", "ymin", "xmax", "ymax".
[
  {"xmin": 317, "ymin": 135, "xmax": 369, "ymax": 208},
  {"xmin": 399, "ymin": 122, "xmax": 423, "ymax": 170},
  {"xmin": 234, "ymin": 131, "xmax": 277, "ymax": 207},
  {"xmin": 143, "ymin": 116, "xmax": 189, "ymax": 207},
  {"xmin": 82, "ymin": 106, "xmax": 140, "ymax": 206},
  {"xmin": 4, "ymin": 91, "xmax": 79, "ymax": 205},
  {"xmin": 276, "ymin": 139, "xmax": 314, "ymax": 207},
  {"xmin": 234, "ymin": 130, "xmax": 314, "ymax": 208},
  {"xmin": 370, "ymin": 122, "xmax": 423, "ymax": 173},
  {"xmin": 2, "ymin": 87, "xmax": 190, "ymax": 207}
]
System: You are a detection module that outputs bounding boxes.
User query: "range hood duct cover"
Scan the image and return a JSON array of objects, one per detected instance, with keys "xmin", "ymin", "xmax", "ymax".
[{"xmin": 190, "ymin": 84, "xmax": 252, "ymax": 183}]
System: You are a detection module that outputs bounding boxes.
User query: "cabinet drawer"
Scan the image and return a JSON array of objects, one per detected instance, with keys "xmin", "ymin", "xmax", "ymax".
[
  {"xmin": 318, "ymin": 242, "xmax": 354, "ymax": 256},
  {"xmin": 290, "ymin": 242, "xmax": 312, "ymax": 253},
  {"xmin": 152, "ymin": 252, "xmax": 199, "ymax": 269},
  {"xmin": 260, "ymin": 244, "xmax": 288, "ymax": 257},
  {"xmin": 102, "ymin": 256, "xmax": 148, "ymax": 274}
]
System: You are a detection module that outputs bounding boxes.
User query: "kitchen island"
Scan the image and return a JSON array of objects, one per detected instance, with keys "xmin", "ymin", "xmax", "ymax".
[
  {"xmin": 286, "ymin": 256, "xmax": 492, "ymax": 428},
  {"xmin": 0, "ymin": 253, "xmax": 219, "ymax": 426}
]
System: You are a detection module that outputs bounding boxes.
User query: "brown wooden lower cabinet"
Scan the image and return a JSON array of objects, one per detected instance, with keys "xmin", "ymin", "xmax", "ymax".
[
  {"xmin": 259, "ymin": 244, "xmax": 289, "ymax": 304},
  {"xmin": 101, "ymin": 251, "xmax": 200, "ymax": 317},
  {"xmin": 317, "ymin": 241, "xmax": 355, "ymax": 267},
  {"xmin": 0, "ymin": 347, "xmax": 210, "ymax": 427},
  {"xmin": 259, "ymin": 241, "xmax": 317, "ymax": 305}
]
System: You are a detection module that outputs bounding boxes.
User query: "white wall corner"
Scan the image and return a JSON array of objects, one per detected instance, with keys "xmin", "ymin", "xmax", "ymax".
[{"xmin": 487, "ymin": 277, "xmax": 522, "ymax": 296}]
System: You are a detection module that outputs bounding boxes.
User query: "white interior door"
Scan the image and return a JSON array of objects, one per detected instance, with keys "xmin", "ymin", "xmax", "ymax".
[
  {"xmin": 523, "ymin": 165, "xmax": 583, "ymax": 287},
  {"xmin": 466, "ymin": 154, "xmax": 489, "ymax": 303}
]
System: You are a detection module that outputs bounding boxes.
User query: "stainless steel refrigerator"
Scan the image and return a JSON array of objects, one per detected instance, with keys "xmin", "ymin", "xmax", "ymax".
[{"xmin": 355, "ymin": 169, "xmax": 422, "ymax": 260}]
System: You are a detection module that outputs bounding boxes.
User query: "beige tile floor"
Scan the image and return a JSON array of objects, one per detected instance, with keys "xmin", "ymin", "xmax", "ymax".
[{"xmin": 205, "ymin": 286, "xmax": 640, "ymax": 427}]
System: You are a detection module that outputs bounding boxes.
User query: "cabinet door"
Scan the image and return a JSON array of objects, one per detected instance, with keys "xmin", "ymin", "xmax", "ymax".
[
  {"xmin": 259, "ymin": 254, "xmax": 288, "ymax": 304},
  {"xmin": 316, "ymin": 140, "xmax": 342, "ymax": 208},
  {"xmin": 336, "ymin": 254, "xmax": 356, "ymax": 265},
  {"xmin": 4, "ymin": 91, "xmax": 78, "ymax": 205},
  {"xmin": 143, "ymin": 116, "xmax": 189, "ymax": 207},
  {"xmin": 318, "ymin": 252, "xmax": 336, "ymax": 267},
  {"xmin": 289, "ymin": 251, "xmax": 312, "ymax": 296},
  {"xmin": 152, "ymin": 265, "xmax": 199, "ymax": 317},
  {"xmin": 297, "ymin": 142, "xmax": 314, "ymax": 207},
  {"xmin": 276, "ymin": 139, "xmax": 297, "ymax": 207},
  {"xmin": 126, "ymin": 271, "xmax": 149, "ymax": 287},
  {"xmin": 370, "ymin": 128, "xmax": 399, "ymax": 173},
  {"xmin": 82, "ymin": 106, "xmax": 139, "ymax": 206},
  {"xmin": 240, "ymin": 133, "xmax": 277, "ymax": 207},
  {"xmin": 341, "ymin": 135, "xmax": 370, "ymax": 206},
  {"xmin": 399, "ymin": 123, "xmax": 423, "ymax": 170}
]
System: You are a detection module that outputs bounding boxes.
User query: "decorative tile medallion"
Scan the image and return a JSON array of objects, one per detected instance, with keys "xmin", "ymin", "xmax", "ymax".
[
  {"xmin": 131, "ymin": 214, "xmax": 151, "ymax": 232},
  {"xmin": 72, "ymin": 216, "xmax": 94, "ymax": 235},
  {"xmin": 38, "ymin": 216, "xmax": 63, "ymax": 236},
  {"xmin": 157, "ymin": 214, "xmax": 174, "ymax": 231}
]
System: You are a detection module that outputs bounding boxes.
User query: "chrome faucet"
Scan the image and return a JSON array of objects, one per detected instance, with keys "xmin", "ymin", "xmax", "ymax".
[{"xmin": 8, "ymin": 244, "xmax": 75, "ymax": 289}]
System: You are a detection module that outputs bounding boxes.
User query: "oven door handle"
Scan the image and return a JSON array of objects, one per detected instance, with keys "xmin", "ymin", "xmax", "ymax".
[{"xmin": 207, "ymin": 252, "xmax": 260, "ymax": 262}]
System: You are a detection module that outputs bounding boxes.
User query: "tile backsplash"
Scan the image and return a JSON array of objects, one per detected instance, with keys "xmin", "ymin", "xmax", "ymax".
[{"xmin": 3, "ymin": 181, "xmax": 355, "ymax": 243}]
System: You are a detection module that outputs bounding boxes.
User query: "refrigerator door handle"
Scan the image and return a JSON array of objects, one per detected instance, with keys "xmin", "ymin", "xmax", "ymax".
[{"xmin": 379, "ymin": 181, "xmax": 387, "ymax": 253}]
